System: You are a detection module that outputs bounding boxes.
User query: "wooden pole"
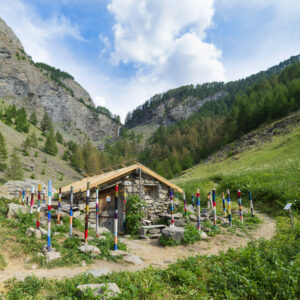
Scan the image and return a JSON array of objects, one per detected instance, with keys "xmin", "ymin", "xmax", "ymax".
[
  {"xmin": 210, "ymin": 192, "xmax": 213, "ymax": 210},
  {"xmin": 237, "ymin": 190, "xmax": 243, "ymax": 224},
  {"xmin": 123, "ymin": 190, "xmax": 127, "ymax": 232},
  {"xmin": 192, "ymin": 193, "xmax": 195, "ymax": 207},
  {"xmin": 47, "ymin": 180, "xmax": 52, "ymax": 252},
  {"xmin": 212, "ymin": 189, "xmax": 217, "ymax": 229},
  {"xmin": 227, "ymin": 189, "xmax": 232, "ymax": 226},
  {"xmin": 43, "ymin": 187, "xmax": 46, "ymax": 205},
  {"xmin": 19, "ymin": 190, "xmax": 22, "ymax": 205},
  {"xmin": 69, "ymin": 186, "xmax": 73, "ymax": 236},
  {"xmin": 139, "ymin": 168, "xmax": 142, "ymax": 199},
  {"xmin": 248, "ymin": 190, "xmax": 254, "ymax": 217},
  {"xmin": 183, "ymin": 191, "xmax": 187, "ymax": 218},
  {"xmin": 26, "ymin": 189, "xmax": 29, "ymax": 206},
  {"xmin": 22, "ymin": 189, "xmax": 25, "ymax": 205},
  {"xmin": 196, "ymin": 188, "xmax": 201, "ymax": 231},
  {"xmin": 170, "ymin": 189, "xmax": 174, "ymax": 227},
  {"xmin": 114, "ymin": 183, "xmax": 119, "ymax": 250},
  {"xmin": 37, "ymin": 184, "xmax": 41, "ymax": 229},
  {"xmin": 96, "ymin": 187, "xmax": 99, "ymax": 238},
  {"xmin": 207, "ymin": 192, "xmax": 211, "ymax": 209},
  {"xmin": 30, "ymin": 186, "xmax": 34, "ymax": 214},
  {"xmin": 57, "ymin": 188, "xmax": 62, "ymax": 224},
  {"xmin": 222, "ymin": 192, "xmax": 227, "ymax": 217},
  {"xmin": 84, "ymin": 182, "xmax": 90, "ymax": 245}
]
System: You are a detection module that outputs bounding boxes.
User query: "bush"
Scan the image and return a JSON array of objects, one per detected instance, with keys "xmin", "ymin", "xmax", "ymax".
[
  {"xmin": 183, "ymin": 223, "xmax": 200, "ymax": 245},
  {"xmin": 159, "ymin": 235, "xmax": 179, "ymax": 247},
  {"xmin": 125, "ymin": 195, "xmax": 145, "ymax": 235}
]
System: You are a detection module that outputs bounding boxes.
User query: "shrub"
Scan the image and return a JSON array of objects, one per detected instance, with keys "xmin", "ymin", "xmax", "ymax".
[
  {"xmin": 183, "ymin": 223, "xmax": 200, "ymax": 245},
  {"xmin": 30, "ymin": 174, "xmax": 35, "ymax": 179},
  {"xmin": 125, "ymin": 195, "xmax": 145, "ymax": 235}
]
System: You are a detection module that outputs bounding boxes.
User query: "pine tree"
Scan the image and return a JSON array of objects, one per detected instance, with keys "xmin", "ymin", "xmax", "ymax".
[
  {"xmin": 55, "ymin": 131, "xmax": 64, "ymax": 144},
  {"xmin": 29, "ymin": 132, "xmax": 38, "ymax": 148},
  {"xmin": 21, "ymin": 137, "xmax": 31, "ymax": 156},
  {"xmin": 71, "ymin": 148, "xmax": 84, "ymax": 170},
  {"xmin": 41, "ymin": 112, "xmax": 53, "ymax": 132},
  {"xmin": 30, "ymin": 111, "xmax": 38, "ymax": 125},
  {"xmin": 15, "ymin": 107, "xmax": 30, "ymax": 133},
  {"xmin": 0, "ymin": 131, "xmax": 7, "ymax": 171},
  {"xmin": 6, "ymin": 149, "xmax": 24, "ymax": 180},
  {"xmin": 44, "ymin": 129, "xmax": 58, "ymax": 156}
]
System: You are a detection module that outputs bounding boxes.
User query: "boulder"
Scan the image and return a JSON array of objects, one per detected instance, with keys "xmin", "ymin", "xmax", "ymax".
[
  {"xmin": 150, "ymin": 233, "xmax": 161, "ymax": 239},
  {"xmin": 79, "ymin": 245, "xmax": 101, "ymax": 257},
  {"xmin": 45, "ymin": 250, "xmax": 61, "ymax": 262},
  {"xmin": 148, "ymin": 228, "xmax": 161, "ymax": 234},
  {"xmin": 110, "ymin": 249, "xmax": 128, "ymax": 257},
  {"xmin": 77, "ymin": 283, "xmax": 121, "ymax": 298},
  {"xmin": 7, "ymin": 203, "xmax": 29, "ymax": 219},
  {"xmin": 138, "ymin": 235, "xmax": 149, "ymax": 240},
  {"xmin": 123, "ymin": 254, "xmax": 143, "ymax": 265},
  {"xmin": 86, "ymin": 268, "xmax": 112, "ymax": 277},
  {"xmin": 200, "ymin": 231, "xmax": 208, "ymax": 240},
  {"xmin": 98, "ymin": 227, "xmax": 111, "ymax": 235},
  {"xmin": 189, "ymin": 215, "xmax": 197, "ymax": 222},
  {"xmin": 162, "ymin": 227, "xmax": 185, "ymax": 244}
]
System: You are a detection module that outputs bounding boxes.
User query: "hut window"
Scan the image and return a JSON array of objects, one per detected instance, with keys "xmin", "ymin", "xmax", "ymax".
[{"xmin": 144, "ymin": 185, "xmax": 158, "ymax": 198}]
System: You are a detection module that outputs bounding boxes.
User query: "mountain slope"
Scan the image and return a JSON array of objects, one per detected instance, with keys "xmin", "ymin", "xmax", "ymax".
[
  {"xmin": 125, "ymin": 54, "xmax": 300, "ymax": 129},
  {"xmin": 0, "ymin": 18, "xmax": 119, "ymax": 147}
]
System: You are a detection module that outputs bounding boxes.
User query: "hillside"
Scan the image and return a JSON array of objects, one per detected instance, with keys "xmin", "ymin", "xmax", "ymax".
[
  {"xmin": 125, "ymin": 55, "xmax": 300, "ymax": 129},
  {"xmin": 173, "ymin": 110, "xmax": 300, "ymax": 213},
  {"xmin": 0, "ymin": 17, "xmax": 120, "ymax": 148},
  {"xmin": 0, "ymin": 115, "xmax": 82, "ymax": 188},
  {"xmin": 105, "ymin": 58, "xmax": 300, "ymax": 179}
]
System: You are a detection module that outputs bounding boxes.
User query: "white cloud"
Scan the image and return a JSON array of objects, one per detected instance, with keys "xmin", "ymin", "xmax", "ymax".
[{"xmin": 0, "ymin": 0, "xmax": 82, "ymax": 64}]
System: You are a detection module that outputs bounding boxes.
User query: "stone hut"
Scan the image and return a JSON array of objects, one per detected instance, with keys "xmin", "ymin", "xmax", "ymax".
[{"xmin": 61, "ymin": 163, "xmax": 183, "ymax": 232}]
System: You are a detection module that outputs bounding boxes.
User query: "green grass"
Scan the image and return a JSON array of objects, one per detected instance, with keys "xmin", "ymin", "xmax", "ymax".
[
  {"xmin": 4, "ymin": 216, "xmax": 300, "ymax": 299},
  {"xmin": 174, "ymin": 122, "xmax": 300, "ymax": 215},
  {"xmin": 0, "ymin": 197, "xmax": 126, "ymax": 269}
]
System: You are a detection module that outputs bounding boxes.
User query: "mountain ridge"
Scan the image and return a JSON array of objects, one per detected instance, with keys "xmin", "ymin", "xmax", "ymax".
[{"xmin": 0, "ymin": 17, "xmax": 120, "ymax": 147}]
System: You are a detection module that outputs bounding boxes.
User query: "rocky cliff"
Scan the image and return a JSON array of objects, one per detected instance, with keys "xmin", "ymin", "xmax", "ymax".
[{"xmin": 0, "ymin": 18, "xmax": 119, "ymax": 146}]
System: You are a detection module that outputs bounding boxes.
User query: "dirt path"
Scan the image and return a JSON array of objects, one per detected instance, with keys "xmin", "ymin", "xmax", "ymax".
[{"xmin": 0, "ymin": 212, "xmax": 276, "ymax": 288}]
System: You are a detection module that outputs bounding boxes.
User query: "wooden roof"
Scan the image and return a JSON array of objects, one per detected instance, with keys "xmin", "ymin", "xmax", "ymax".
[{"xmin": 61, "ymin": 163, "xmax": 183, "ymax": 194}]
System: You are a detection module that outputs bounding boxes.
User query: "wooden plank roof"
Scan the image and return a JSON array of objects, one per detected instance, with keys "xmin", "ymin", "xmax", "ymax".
[{"xmin": 61, "ymin": 163, "xmax": 183, "ymax": 194}]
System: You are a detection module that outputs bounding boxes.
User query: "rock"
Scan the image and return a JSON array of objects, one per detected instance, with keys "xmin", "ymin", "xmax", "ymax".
[
  {"xmin": 26, "ymin": 227, "xmax": 35, "ymax": 236},
  {"xmin": 79, "ymin": 245, "xmax": 101, "ymax": 257},
  {"xmin": 123, "ymin": 254, "xmax": 143, "ymax": 265},
  {"xmin": 86, "ymin": 268, "xmax": 112, "ymax": 277},
  {"xmin": 39, "ymin": 228, "xmax": 47, "ymax": 236},
  {"xmin": 138, "ymin": 227, "xmax": 147, "ymax": 235},
  {"xmin": 7, "ymin": 203, "xmax": 29, "ymax": 219},
  {"xmin": 174, "ymin": 213, "xmax": 183, "ymax": 219},
  {"xmin": 142, "ymin": 219, "xmax": 151, "ymax": 225},
  {"xmin": 138, "ymin": 235, "xmax": 149, "ymax": 240},
  {"xmin": 148, "ymin": 228, "xmax": 161, "ymax": 234},
  {"xmin": 34, "ymin": 229, "xmax": 42, "ymax": 239},
  {"xmin": 149, "ymin": 233, "xmax": 161, "ymax": 239},
  {"xmin": 201, "ymin": 225, "xmax": 211, "ymax": 233},
  {"xmin": 110, "ymin": 250, "xmax": 128, "ymax": 257},
  {"xmin": 168, "ymin": 219, "xmax": 185, "ymax": 227},
  {"xmin": 189, "ymin": 215, "xmax": 197, "ymax": 222},
  {"xmin": 45, "ymin": 250, "xmax": 61, "ymax": 262},
  {"xmin": 73, "ymin": 211, "xmax": 81, "ymax": 218},
  {"xmin": 187, "ymin": 204, "xmax": 195, "ymax": 213},
  {"xmin": 98, "ymin": 235, "xmax": 107, "ymax": 240},
  {"xmin": 161, "ymin": 226, "xmax": 185, "ymax": 243},
  {"xmin": 77, "ymin": 283, "xmax": 121, "ymax": 298},
  {"xmin": 200, "ymin": 232, "xmax": 208, "ymax": 240}
]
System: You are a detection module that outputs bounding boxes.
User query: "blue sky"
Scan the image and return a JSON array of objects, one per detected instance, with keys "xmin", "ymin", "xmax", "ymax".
[{"xmin": 0, "ymin": 0, "xmax": 299, "ymax": 121}]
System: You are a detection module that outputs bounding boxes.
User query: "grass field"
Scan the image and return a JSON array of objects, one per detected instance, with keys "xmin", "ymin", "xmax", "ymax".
[{"xmin": 173, "ymin": 119, "xmax": 300, "ymax": 215}]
